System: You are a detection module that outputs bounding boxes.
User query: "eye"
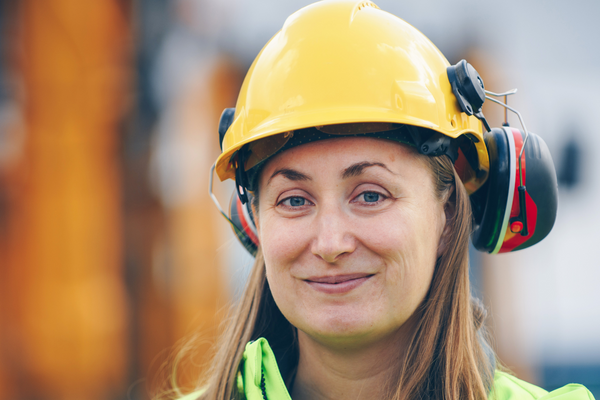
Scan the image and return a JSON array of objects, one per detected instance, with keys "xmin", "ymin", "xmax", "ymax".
[
  {"xmin": 280, "ymin": 196, "xmax": 309, "ymax": 207},
  {"xmin": 353, "ymin": 191, "xmax": 387, "ymax": 204},
  {"xmin": 362, "ymin": 192, "xmax": 380, "ymax": 203}
]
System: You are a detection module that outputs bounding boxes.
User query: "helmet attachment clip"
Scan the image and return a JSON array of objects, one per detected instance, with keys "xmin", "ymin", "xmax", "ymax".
[{"xmin": 447, "ymin": 60, "xmax": 491, "ymax": 132}]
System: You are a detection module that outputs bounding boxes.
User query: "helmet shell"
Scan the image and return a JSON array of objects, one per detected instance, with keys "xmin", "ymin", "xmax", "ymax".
[{"xmin": 216, "ymin": 0, "xmax": 489, "ymax": 185}]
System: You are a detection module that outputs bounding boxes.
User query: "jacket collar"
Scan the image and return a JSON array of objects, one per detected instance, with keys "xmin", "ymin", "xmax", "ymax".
[{"xmin": 241, "ymin": 338, "xmax": 293, "ymax": 400}]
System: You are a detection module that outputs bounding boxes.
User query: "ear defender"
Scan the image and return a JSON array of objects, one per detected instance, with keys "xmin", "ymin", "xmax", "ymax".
[
  {"xmin": 219, "ymin": 108, "xmax": 236, "ymax": 151},
  {"xmin": 219, "ymin": 108, "xmax": 250, "ymax": 205},
  {"xmin": 470, "ymin": 127, "xmax": 558, "ymax": 253},
  {"xmin": 229, "ymin": 190, "xmax": 259, "ymax": 256},
  {"xmin": 217, "ymin": 107, "xmax": 258, "ymax": 255},
  {"xmin": 216, "ymin": 62, "xmax": 558, "ymax": 255},
  {"xmin": 448, "ymin": 60, "xmax": 558, "ymax": 253}
]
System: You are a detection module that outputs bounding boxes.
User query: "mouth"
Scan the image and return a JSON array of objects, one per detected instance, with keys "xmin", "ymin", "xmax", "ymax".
[{"xmin": 304, "ymin": 273, "xmax": 374, "ymax": 294}]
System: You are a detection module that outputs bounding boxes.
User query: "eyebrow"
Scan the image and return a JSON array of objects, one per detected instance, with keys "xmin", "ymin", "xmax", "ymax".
[
  {"xmin": 341, "ymin": 161, "xmax": 396, "ymax": 179},
  {"xmin": 266, "ymin": 161, "xmax": 395, "ymax": 185},
  {"xmin": 267, "ymin": 168, "xmax": 312, "ymax": 185}
]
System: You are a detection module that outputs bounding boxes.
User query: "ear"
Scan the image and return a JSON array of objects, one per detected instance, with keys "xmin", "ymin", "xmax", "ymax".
[{"xmin": 437, "ymin": 187, "xmax": 455, "ymax": 258}]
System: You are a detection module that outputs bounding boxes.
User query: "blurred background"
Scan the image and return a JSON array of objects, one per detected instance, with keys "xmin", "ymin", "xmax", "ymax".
[{"xmin": 0, "ymin": 0, "xmax": 598, "ymax": 399}]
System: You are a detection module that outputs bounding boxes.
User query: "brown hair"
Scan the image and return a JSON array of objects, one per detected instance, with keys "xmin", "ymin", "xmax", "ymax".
[{"xmin": 177, "ymin": 150, "xmax": 494, "ymax": 400}]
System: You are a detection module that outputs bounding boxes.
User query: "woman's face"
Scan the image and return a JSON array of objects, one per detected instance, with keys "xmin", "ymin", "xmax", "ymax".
[{"xmin": 257, "ymin": 137, "xmax": 448, "ymax": 349}]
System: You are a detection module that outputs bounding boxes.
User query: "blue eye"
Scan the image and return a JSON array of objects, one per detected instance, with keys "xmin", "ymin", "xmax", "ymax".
[
  {"xmin": 282, "ymin": 197, "xmax": 307, "ymax": 207},
  {"xmin": 362, "ymin": 192, "xmax": 380, "ymax": 202}
]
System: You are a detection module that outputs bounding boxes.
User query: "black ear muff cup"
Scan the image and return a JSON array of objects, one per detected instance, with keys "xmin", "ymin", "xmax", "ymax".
[
  {"xmin": 229, "ymin": 190, "xmax": 258, "ymax": 256},
  {"xmin": 470, "ymin": 128, "xmax": 558, "ymax": 253},
  {"xmin": 513, "ymin": 132, "xmax": 558, "ymax": 251},
  {"xmin": 219, "ymin": 108, "xmax": 236, "ymax": 151},
  {"xmin": 471, "ymin": 128, "xmax": 511, "ymax": 253}
]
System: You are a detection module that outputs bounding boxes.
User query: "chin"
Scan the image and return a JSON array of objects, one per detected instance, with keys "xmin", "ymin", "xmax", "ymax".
[{"xmin": 299, "ymin": 308, "xmax": 387, "ymax": 344}]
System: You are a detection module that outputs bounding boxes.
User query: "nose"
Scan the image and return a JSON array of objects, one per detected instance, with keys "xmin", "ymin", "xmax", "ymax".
[{"xmin": 311, "ymin": 205, "xmax": 356, "ymax": 263}]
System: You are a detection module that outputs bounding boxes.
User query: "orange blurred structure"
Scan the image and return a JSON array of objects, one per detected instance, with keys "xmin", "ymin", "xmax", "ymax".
[
  {"xmin": 0, "ymin": 1, "xmax": 130, "ymax": 398},
  {"xmin": 0, "ymin": 1, "xmax": 243, "ymax": 398},
  {"xmin": 139, "ymin": 54, "xmax": 243, "ymax": 395}
]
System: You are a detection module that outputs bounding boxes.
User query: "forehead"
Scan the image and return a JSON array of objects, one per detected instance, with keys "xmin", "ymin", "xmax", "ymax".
[{"xmin": 258, "ymin": 136, "xmax": 428, "ymax": 184}]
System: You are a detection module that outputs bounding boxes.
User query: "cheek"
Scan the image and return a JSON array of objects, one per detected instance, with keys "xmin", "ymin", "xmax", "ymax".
[
  {"xmin": 259, "ymin": 213, "xmax": 310, "ymax": 274},
  {"xmin": 367, "ymin": 207, "xmax": 440, "ymax": 289},
  {"xmin": 263, "ymin": 246, "xmax": 307, "ymax": 331},
  {"xmin": 260, "ymin": 226, "xmax": 288, "ymax": 262},
  {"xmin": 364, "ymin": 209, "xmax": 437, "ymax": 259}
]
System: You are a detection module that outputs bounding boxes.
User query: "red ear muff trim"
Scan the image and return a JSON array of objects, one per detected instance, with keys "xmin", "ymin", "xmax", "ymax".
[
  {"xmin": 229, "ymin": 190, "xmax": 258, "ymax": 255},
  {"xmin": 512, "ymin": 130, "xmax": 558, "ymax": 250},
  {"xmin": 497, "ymin": 128, "xmax": 538, "ymax": 253},
  {"xmin": 236, "ymin": 193, "xmax": 259, "ymax": 246},
  {"xmin": 500, "ymin": 189, "xmax": 538, "ymax": 252}
]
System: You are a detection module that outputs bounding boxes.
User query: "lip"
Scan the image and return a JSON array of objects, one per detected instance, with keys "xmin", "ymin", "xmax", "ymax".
[{"xmin": 304, "ymin": 273, "xmax": 373, "ymax": 294}]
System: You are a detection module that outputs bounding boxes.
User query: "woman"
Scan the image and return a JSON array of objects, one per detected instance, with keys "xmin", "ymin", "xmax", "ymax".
[{"xmin": 176, "ymin": 1, "xmax": 593, "ymax": 399}]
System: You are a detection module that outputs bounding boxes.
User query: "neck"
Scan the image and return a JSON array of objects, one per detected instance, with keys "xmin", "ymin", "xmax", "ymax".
[{"xmin": 290, "ymin": 328, "xmax": 413, "ymax": 400}]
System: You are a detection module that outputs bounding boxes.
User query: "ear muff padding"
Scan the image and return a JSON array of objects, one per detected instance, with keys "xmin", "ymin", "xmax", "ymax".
[
  {"xmin": 471, "ymin": 128, "xmax": 511, "ymax": 252},
  {"xmin": 229, "ymin": 190, "xmax": 258, "ymax": 256},
  {"xmin": 513, "ymin": 132, "xmax": 558, "ymax": 250}
]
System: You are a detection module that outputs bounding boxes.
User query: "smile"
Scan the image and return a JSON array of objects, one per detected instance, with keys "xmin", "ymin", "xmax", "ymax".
[{"xmin": 305, "ymin": 273, "xmax": 374, "ymax": 294}]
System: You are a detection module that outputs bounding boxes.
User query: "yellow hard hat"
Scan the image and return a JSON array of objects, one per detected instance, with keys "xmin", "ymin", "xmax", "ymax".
[{"xmin": 215, "ymin": 0, "xmax": 489, "ymax": 193}]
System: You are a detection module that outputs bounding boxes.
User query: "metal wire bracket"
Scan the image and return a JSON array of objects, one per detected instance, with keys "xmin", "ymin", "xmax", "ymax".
[
  {"xmin": 209, "ymin": 162, "xmax": 245, "ymax": 237},
  {"xmin": 484, "ymin": 89, "xmax": 529, "ymax": 188}
]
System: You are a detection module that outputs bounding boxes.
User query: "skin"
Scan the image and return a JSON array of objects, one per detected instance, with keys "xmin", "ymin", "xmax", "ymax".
[{"xmin": 256, "ymin": 137, "xmax": 449, "ymax": 400}]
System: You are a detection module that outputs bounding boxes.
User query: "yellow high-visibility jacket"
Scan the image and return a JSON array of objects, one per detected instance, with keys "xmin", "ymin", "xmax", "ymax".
[{"xmin": 179, "ymin": 338, "xmax": 595, "ymax": 400}]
